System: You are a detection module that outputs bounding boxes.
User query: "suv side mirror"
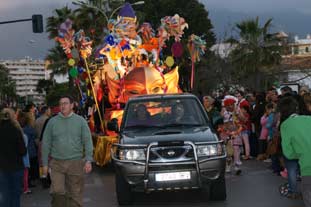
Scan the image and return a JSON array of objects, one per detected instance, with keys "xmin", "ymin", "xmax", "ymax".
[{"xmin": 107, "ymin": 118, "xmax": 119, "ymax": 132}]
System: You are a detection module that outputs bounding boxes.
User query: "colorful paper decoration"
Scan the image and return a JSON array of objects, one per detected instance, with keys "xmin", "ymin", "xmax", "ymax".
[
  {"xmin": 187, "ymin": 34, "xmax": 207, "ymax": 90},
  {"xmin": 74, "ymin": 30, "xmax": 93, "ymax": 59},
  {"xmin": 165, "ymin": 56, "xmax": 174, "ymax": 67},
  {"xmin": 77, "ymin": 67, "xmax": 84, "ymax": 74},
  {"xmin": 71, "ymin": 48, "xmax": 79, "ymax": 59},
  {"xmin": 81, "ymin": 72, "xmax": 88, "ymax": 80},
  {"xmin": 69, "ymin": 67, "xmax": 78, "ymax": 78},
  {"xmin": 53, "ymin": 6, "xmax": 193, "ymax": 135},
  {"xmin": 138, "ymin": 22, "xmax": 155, "ymax": 43},
  {"xmin": 74, "ymin": 78, "xmax": 80, "ymax": 85},
  {"xmin": 139, "ymin": 37, "xmax": 159, "ymax": 52},
  {"xmin": 171, "ymin": 42, "xmax": 183, "ymax": 58},
  {"xmin": 187, "ymin": 34, "xmax": 206, "ymax": 63},
  {"xmin": 55, "ymin": 19, "xmax": 75, "ymax": 57},
  {"xmin": 68, "ymin": 58, "xmax": 75, "ymax": 66},
  {"xmin": 118, "ymin": 2, "xmax": 136, "ymax": 19},
  {"xmin": 159, "ymin": 14, "xmax": 188, "ymax": 42}
]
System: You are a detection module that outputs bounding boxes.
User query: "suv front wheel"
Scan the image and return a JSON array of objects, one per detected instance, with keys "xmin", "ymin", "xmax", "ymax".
[
  {"xmin": 209, "ymin": 175, "xmax": 226, "ymax": 201},
  {"xmin": 115, "ymin": 171, "xmax": 133, "ymax": 205}
]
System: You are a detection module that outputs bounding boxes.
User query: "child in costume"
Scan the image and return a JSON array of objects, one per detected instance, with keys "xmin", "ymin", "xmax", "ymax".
[{"xmin": 219, "ymin": 96, "xmax": 243, "ymax": 175}]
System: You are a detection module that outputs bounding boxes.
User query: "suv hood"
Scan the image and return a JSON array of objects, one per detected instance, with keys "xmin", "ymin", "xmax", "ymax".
[{"xmin": 120, "ymin": 126, "xmax": 218, "ymax": 145}]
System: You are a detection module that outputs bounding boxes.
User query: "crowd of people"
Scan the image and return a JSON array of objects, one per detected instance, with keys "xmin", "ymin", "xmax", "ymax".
[
  {"xmin": 0, "ymin": 95, "xmax": 93, "ymax": 207},
  {"xmin": 1, "ymin": 87, "xmax": 311, "ymax": 206},
  {"xmin": 201, "ymin": 86, "xmax": 311, "ymax": 206}
]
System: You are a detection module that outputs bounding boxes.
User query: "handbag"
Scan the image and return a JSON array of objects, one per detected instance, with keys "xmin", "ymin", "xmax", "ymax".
[{"xmin": 266, "ymin": 135, "xmax": 279, "ymax": 155}]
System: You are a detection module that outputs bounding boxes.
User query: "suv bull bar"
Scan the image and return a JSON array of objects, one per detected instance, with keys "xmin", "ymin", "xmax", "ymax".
[{"xmin": 111, "ymin": 140, "xmax": 226, "ymax": 191}]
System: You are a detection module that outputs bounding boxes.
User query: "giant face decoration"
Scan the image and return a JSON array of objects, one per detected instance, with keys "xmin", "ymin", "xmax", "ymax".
[{"xmin": 105, "ymin": 66, "xmax": 180, "ymax": 106}]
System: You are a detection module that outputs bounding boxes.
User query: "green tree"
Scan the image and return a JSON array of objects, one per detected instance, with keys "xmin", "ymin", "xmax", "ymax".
[
  {"xmin": 0, "ymin": 64, "xmax": 17, "ymax": 105},
  {"xmin": 133, "ymin": 0, "xmax": 215, "ymax": 47},
  {"xmin": 36, "ymin": 79, "xmax": 54, "ymax": 94},
  {"xmin": 45, "ymin": 82, "xmax": 79, "ymax": 106},
  {"xmin": 229, "ymin": 17, "xmax": 282, "ymax": 90},
  {"xmin": 132, "ymin": 0, "xmax": 216, "ymax": 92}
]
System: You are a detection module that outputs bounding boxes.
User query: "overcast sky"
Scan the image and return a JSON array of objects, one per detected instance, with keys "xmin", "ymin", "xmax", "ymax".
[
  {"xmin": 0, "ymin": 0, "xmax": 310, "ymax": 59},
  {"xmin": 202, "ymin": 0, "xmax": 311, "ymax": 14}
]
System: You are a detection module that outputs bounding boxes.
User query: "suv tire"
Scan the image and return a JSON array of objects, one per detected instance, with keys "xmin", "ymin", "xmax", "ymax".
[
  {"xmin": 209, "ymin": 175, "xmax": 226, "ymax": 201},
  {"xmin": 115, "ymin": 172, "xmax": 133, "ymax": 205}
]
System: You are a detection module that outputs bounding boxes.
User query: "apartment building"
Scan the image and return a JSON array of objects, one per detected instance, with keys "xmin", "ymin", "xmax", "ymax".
[
  {"xmin": 279, "ymin": 34, "xmax": 311, "ymax": 88},
  {"xmin": 0, "ymin": 57, "xmax": 50, "ymax": 104},
  {"xmin": 289, "ymin": 35, "xmax": 311, "ymax": 56}
]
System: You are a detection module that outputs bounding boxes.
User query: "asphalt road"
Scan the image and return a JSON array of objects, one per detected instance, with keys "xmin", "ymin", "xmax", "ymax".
[{"xmin": 21, "ymin": 160, "xmax": 304, "ymax": 207}]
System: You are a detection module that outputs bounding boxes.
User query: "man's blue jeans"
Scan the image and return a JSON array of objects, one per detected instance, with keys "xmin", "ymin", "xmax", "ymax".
[
  {"xmin": 0, "ymin": 169, "xmax": 24, "ymax": 207},
  {"xmin": 284, "ymin": 157, "xmax": 299, "ymax": 193}
]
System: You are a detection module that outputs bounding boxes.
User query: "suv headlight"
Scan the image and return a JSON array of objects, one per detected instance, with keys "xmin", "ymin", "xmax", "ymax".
[
  {"xmin": 119, "ymin": 149, "xmax": 146, "ymax": 160},
  {"xmin": 197, "ymin": 144, "xmax": 223, "ymax": 157}
]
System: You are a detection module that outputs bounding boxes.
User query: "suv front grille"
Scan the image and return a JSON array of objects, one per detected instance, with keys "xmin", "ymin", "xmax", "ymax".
[
  {"xmin": 157, "ymin": 148, "xmax": 185, "ymax": 158},
  {"xmin": 149, "ymin": 146, "xmax": 194, "ymax": 161}
]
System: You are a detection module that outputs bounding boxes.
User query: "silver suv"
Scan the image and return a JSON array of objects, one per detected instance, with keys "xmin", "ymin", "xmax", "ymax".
[{"xmin": 109, "ymin": 93, "xmax": 226, "ymax": 205}]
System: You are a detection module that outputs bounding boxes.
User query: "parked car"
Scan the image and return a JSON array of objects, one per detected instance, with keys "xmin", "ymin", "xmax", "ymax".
[{"xmin": 109, "ymin": 93, "xmax": 226, "ymax": 205}]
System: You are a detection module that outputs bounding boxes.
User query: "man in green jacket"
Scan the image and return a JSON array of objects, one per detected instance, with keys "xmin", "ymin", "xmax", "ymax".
[
  {"xmin": 42, "ymin": 95, "xmax": 93, "ymax": 207},
  {"xmin": 279, "ymin": 96, "xmax": 311, "ymax": 206}
]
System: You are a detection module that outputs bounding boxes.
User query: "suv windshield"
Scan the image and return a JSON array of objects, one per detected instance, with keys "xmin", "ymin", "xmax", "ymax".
[{"xmin": 124, "ymin": 97, "xmax": 207, "ymax": 129}]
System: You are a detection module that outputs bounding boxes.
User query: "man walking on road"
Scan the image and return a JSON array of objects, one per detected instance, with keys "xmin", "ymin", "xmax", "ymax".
[{"xmin": 42, "ymin": 95, "xmax": 93, "ymax": 207}]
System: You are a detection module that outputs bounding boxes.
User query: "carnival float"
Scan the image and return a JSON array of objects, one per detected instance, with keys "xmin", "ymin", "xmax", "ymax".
[{"xmin": 54, "ymin": 2, "xmax": 207, "ymax": 166}]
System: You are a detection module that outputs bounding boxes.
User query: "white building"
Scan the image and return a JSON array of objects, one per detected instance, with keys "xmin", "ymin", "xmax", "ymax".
[
  {"xmin": 289, "ymin": 34, "xmax": 311, "ymax": 55},
  {"xmin": 0, "ymin": 57, "xmax": 51, "ymax": 104},
  {"xmin": 277, "ymin": 33, "xmax": 311, "ymax": 89},
  {"xmin": 279, "ymin": 55, "xmax": 311, "ymax": 89},
  {"xmin": 210, "ymin": 43, "xmax": 236, "ymax": 59}
]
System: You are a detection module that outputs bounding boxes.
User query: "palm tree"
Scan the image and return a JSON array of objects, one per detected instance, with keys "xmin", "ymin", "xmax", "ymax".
[
  {"xmin": 230, "ymin": 17, "xmax": 282, "ymax": 90},
  {"xmin": 36, "ymin": 79, "xmax": 54, "ymax": 94},
  {"xmin": 73, "ymin": 2, "xmax": 107, "ymax": 47},
  {"xmin": 45, "ymin": 6, "xmax": 76, "ymax": 92},
  {"xmin": 46, "ymin": 6, "xmax": 75, "ymax": 40},
  {"xmin": 46, "ymin": 6, "xmax": 75, "ymax": 74},
  {"xmin": 46, "ymin": 46, "xmax": 69, "ymax": 75}
]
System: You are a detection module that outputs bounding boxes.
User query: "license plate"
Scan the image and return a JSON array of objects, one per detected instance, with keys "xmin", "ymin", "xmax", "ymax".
[{"xmin": 155, "ymin": 171, "xmax": 191, "ymax": 182}]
